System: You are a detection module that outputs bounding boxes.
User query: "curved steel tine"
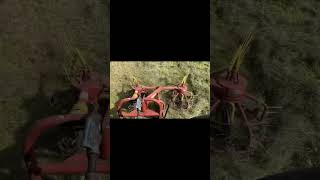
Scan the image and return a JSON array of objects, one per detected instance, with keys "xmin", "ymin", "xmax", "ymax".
[
  {"xmin": 181, "ymin": 94, "xmax": 186, "ymax": 109},
  {"xmin": 266, "ymin": 111, "xmax": 279, "ymax": 114},
  {"xmin": 267, "ymin": 106, "xmax": 283, "ymax": 109},
  {"xmin": 237, "ymin": 103, "xmax": 254, "ymax": 147},
  {"xmin": 172, "ymin": 94, "xmax": 178, "ymax": 105},
  {"xmin": 227, "ymin": 102, "xmax": 235, "ymax": 124}
]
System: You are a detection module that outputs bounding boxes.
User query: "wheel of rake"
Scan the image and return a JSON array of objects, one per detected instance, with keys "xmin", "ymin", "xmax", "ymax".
[
  {"xmin": 171, "ymin": 90, "xmax": 193, "ymax": 110},
  {"xmin": 212, "ymin": 107, "xmax": 232, "ymax": 150},
  {"xmin": 121, "ymin": 102, "xmax": 135, "ymax": 112},
  {"xmin": 56, "ymin": 126, "xmax": 84, "ymax": 158},
  {"xmin": 119, "ymin": 102, "xmax": 138, "ymax": 119},
  {"xmin": 182, "ymin": 91, "xmax": 193, "ymax": 109}
]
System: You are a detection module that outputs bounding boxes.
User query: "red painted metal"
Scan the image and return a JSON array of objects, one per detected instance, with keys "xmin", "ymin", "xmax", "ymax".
[
  {"xmin": 40, "ymin": 152, "xmax": 108, "ymax": 174},
  {"xmin": 116, "ymin": 83, "xmax": 190, "ymax": 119},
  {"xmin": 212, "ymin": 70, "xmax": 248, "ymax": 103},
  {"xmin": 211, "ymin": 69, "xmax": 267, "ymax": 149},
  {"xmin": 24, "ymin": 114, "xmax": 84, "ymax": 157},
  {"xmin": 100, "ymin": 115, "xmax": 109, "ymax": 161},
  {"xmin": 211, "ymin": 31, "xmax": 282, "ymax": 152},
  {"xmin": 211, "ymin": 68, "xmax": 268, "ymax": 117},
  {"xmin": 24, "ymin": 114, "xmax": 110, "ymax": 179},
  {"xmin": 211, "ymin": 66, "xmax": 283, "ymax": 150},
  {"xmin": 23, "ymin": 70, "xmax": 109, "ymax": 180}
]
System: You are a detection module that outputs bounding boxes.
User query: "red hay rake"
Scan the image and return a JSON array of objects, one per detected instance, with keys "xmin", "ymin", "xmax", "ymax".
[
  {"xmin": 23, "ymin": 46, "xmax": 109, "ymax": 180},
  {"xmin": 211, "ymin": 32, "xmax": 281, "ymax": 150},
  {"xmin": 116, "ymin": 76, "xmax": 193, "ymax": 119}
]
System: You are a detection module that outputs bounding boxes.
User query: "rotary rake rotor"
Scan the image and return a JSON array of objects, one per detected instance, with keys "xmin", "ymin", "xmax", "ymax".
[
  {"xmin": 171, "ymin": 75, "xmax": 194, "ymax": 110},
  {"xmin": 211, "ymin": 31, "xmax": 281, "ymax": 151}
]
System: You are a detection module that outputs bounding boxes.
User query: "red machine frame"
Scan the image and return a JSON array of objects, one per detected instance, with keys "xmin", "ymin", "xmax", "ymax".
[
  {"xmin": 23, "ymin": 71, "xmax": 109, "ymax": 180},
  {"xmin": 116, "ymin": 82, "xmax": 191, "ymax": 119}
]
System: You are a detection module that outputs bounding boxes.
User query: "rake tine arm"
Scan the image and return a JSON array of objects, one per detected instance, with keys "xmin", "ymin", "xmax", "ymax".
[
  {"xmin": 267, "ymin": 106, "xmax": 283, "ymax": 109},
  {"xmin": 116, "ymin": 98, "xmax": 131, "ymax": 111},
  {"xmin": 237, "ymin": 103, "xmax": 254, "ymax": 148},
  {"xmin": 172, "ymin": 93, "xmax": 178, "ymax": 103},
  {"xmin": 146, "ymin": 86, "xmax": 180, "ymax": 99},
  {"xmin": 211, "ymin": 99, "xmax": 221, "ymax": 112},
  {"xmin": 63, "ymin": 65, "xmax": 72, "ymax": 83},
  {"xmin": 245, "ymin": 93, "xmax": 264, "ymax": 105},
  {"xmin": 141, "ymin": 86, "xmax": 158, "ymax": 90},
  {"xmin": 245, "ymin": 93, "xmax": 268, "ymax": 121},
  {"xmin": 266, "ymin": 111, "xmax": 279, "ymax": 114},
  {"xmin": 226, "ymin": 102, "xmax": 236, "ymax": 124},
  {"xmin": 212, "ymin": 68, "xmax": 228, "ymax": 76}
]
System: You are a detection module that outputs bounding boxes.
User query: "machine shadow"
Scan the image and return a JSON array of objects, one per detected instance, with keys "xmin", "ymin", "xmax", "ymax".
[{"xmin": 0, "ymin": 75, "xmax": 80, "ymax": 180}]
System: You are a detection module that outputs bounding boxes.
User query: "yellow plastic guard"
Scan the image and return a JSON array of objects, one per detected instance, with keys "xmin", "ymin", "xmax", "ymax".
[{"xmin": 70, "ymin": 102, "xmax": 88, "ymax": 115}]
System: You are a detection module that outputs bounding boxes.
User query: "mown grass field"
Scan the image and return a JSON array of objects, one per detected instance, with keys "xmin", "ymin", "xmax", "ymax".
[
  {"xmin": 211, "ymin": 0, "xmax": 320, "ymax": 179},
  {"xmin": 110, "ymin": 61, "xmax": 210, "ymax": 119}
]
